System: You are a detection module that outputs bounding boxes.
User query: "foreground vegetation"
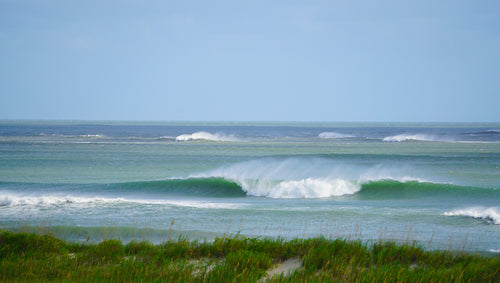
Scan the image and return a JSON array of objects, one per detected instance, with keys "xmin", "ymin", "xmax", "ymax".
[{"xmin": 0, "ymin": 230, "xmax": 498, "ymax": 282}]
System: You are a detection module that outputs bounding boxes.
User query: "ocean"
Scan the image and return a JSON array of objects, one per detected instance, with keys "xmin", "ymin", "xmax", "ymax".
[{"xmin": 0, "ymin": 121, "xmax": 499, "ymax": 252}]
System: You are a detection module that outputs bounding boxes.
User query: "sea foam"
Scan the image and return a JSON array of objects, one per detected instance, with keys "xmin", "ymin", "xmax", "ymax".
[
  {"xmin": 444, "ymin": 207, "xmax": 500, "ymax": 224},
  {"xmin": 175, "ymin": 132, "xmax": 238, "ymax": 142}
]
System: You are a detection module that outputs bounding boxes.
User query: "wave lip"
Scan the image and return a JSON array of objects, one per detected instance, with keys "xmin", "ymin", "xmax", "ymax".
[
  {"xmin": 318, "ymin": 132, "xmax": 354, "ymax": 139},
  {"xmin": 444, "ymin": 207, "xmax": 500, "ymax": 224},
  {"xmin": 175, "ymin": 132, "xmax": 239, "ymax": 142},
  {"xmin": 383, "ymin": 134, "xmax": 441, "ymax": 142}
]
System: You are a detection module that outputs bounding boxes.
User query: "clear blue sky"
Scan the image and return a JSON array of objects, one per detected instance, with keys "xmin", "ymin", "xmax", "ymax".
[{"xmin": 1, "ymin": 0, "xmax": 499, "ymax": 122}]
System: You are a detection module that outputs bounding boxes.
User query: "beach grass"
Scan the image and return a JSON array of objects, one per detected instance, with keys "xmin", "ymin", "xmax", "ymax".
[{"xmin": 1, "ymin": 229, "xmax": 499, "ymax": 282}]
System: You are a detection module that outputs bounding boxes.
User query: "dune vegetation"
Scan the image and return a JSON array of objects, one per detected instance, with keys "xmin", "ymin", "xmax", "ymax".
[{"xmin": 0, "ymin": 229, "xmax": 498, "ymax": 282}]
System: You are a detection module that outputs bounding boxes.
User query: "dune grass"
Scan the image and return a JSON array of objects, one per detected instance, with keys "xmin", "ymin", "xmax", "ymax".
[{"xmin": 0, "ymin": 229, "xmax": 498, "ymax": 282}]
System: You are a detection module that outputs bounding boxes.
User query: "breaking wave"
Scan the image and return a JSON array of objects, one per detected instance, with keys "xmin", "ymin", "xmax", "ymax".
[
  {"xmin": 0, "ymin": 194, "xmax": 125, "ymax": 207},
  {"xmin": 383, "ymin": 134, "xmax": 442, "ymax": 142},
  {"xmin": 188, "ymin": 159, "xmax": 489, "ymax": 199},
  {"xmin": 318, "ymin": 132, "xmax": 354, "ymax": 139},
  {"xmin": 444, "ymin": 207, "xmax": 500, "ymax": 224},
  {"xmin": 1, "ymin": 177, "xmax": 496, "ymax": 204},
  {"xmin": 175, "ymin": 132, "xmax": 239, "ymax": 142},
  {"xmin": 0, "ymin": 193, "xmax": 245, "ymax": 210}
]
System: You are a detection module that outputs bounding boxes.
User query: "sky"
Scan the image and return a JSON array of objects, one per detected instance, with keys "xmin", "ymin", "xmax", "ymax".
[{"xmin": 0, "ymin": 0, "xmax": 499, "ymax": 122}]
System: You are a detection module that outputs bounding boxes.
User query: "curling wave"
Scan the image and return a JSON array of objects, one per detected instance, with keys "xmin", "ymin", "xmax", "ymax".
[{"xmin": 444, "ymin": 207, "xmax": 500, "ymax": 224}]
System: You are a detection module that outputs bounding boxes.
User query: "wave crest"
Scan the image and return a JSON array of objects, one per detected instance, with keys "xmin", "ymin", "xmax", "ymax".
[
  {"xmin": 444, "ymin": 207, "xmax": 500, "ymax": 224},
  {"xmin": 175, "ymin": 132, "xmax": 238, "ymax": 142}
]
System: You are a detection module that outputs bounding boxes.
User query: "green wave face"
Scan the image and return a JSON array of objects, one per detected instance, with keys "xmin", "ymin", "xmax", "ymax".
[
  {"xmin": 104, "ymin": 178, "xmax": 247, "ymax": 198},
  {"xmin": 357, "ymin": 180, "xmax": 497, "ymax": 200}
]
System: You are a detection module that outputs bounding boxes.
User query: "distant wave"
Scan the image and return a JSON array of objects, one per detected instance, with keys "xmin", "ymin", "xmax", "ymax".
[
  {"xmin": 383, "ymin": 134, "xmax": 442, "ymax": 142},
  {"xmin": 175, "ymin": 132, "xmax": 239, "ymax": 142},
  {"xmin": 444, "ymin": 207, "xmax": 500, "ymax": 225},
  {"xmin": 318, "ymin": 132, "xmax": 354, "ymax": 139}
]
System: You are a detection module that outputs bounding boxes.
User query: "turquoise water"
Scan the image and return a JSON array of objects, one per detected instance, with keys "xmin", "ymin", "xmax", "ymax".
[{"xmin": 0, "ymin": 121, "xmax": 499, "ymax": 252}]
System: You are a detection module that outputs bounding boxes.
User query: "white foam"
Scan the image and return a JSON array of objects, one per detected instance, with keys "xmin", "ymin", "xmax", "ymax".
[
  {"xmin": 264, "ymin": 178, "xmax": 360, "ymax": 198},
  {"xmin": 175, "ymin": 132, "xmax": 239, "ymax": 142},
  {"xmin": 383, "ymin": 134, "xmax": 440, "ymax": 142},
  {"xmin": 0, "ymin": 193, "xmax": 245, "ymax": 210},
  {"xmin": 0, "ymin": 194, "xmax": 125, "ymax": 207},
  {"xmin": 489, "ymin": 249, "xmax": 500, "ymax": 253},
  {"xmin": 318, "ymin": 132, "xmax": 354, "ymax": 139},
  {"xmin": 444, "ymin": 207, "xmax": 500, "ymax": 224}
]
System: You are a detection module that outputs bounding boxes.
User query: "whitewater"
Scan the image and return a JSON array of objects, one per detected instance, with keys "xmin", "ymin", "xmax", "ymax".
[{"xmin": 0, "ymin": 121, "xmax": 499, "ymax": 252}]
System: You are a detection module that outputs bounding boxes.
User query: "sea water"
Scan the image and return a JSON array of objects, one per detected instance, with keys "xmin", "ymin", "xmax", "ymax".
[{"xmin": 0, "ymin": 121, "xmax": 499, "ymax": 252}]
